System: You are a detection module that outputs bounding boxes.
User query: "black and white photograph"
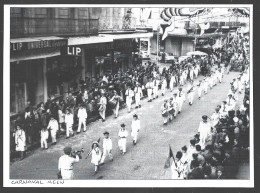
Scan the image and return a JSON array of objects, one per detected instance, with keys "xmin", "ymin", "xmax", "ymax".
[{"xmin": 3, "ymin": 4, "xmax": 253, "ymax": 187}]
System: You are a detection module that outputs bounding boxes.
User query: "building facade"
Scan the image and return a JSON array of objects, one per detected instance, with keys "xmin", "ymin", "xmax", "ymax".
[{"xmin": 10, "ymin": 7, "xmax": 152, "ymax": 116}]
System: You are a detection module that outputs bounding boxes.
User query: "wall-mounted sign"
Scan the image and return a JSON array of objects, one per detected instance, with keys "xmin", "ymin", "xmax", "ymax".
[
  {"xmin": 67, "ymin": 46, "xmax": 82, "ymax": 56},
  {"xmin": 10, "ymin": 39, "xmax": 68, "ymax": 52}
]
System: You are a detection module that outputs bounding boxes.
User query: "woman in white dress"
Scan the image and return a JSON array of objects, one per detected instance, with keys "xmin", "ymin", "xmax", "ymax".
[
  {"xmin": 15, "ymin": 125, "xmax": 26, "ymax": 160},
  {"xmin": 91, "ymin": 141, "xmax": 102, "ymax": 175}
]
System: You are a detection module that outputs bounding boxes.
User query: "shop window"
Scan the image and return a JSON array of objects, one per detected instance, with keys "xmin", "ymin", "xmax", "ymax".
[
  {"xmin": 79, "ymin": 8, "xmax": 89, "ymax": 19},
  {"xmin": 34, "ymin": 8, "xmax": 48, "ymax": 18},
  {"xmin": 58, "ymin": 8, "xmax": 69, "ymax": 18},
  {"xmin": 10, "ymin": 83, "xmax": 26, "ymax": 115}
]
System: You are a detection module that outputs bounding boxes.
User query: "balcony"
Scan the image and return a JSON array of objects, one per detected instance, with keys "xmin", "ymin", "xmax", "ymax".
[
  {"xmin": 185, "ymin": 21, "xmax": 247, "ymax": 29},
  {"xmin": 10, "ymin": 17, "xmax": 99, "ymax": 38}
]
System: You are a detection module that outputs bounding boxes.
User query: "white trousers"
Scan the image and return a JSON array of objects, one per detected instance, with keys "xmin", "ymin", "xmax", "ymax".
[
  {"xmin": 77, "ymin": 118, "xmax": 86, "ymax": 132},
  {"xmin": 161, "ymin": 85, "xmax": 166, "ymax": 95},
  {"xmin": 188, "ymin": 93, "xmax": 194, "ymax": 104},
  {"xmin": 170, "ymin": 82, "xmax": 174, "ymax": 91},
  {"xmin": 118, "ymin": 138, "xmax": 127, "ymax": 153},
  {"xmin": 135, "ymin": 94, "xmax": 141, "ymax": 106},
  {"xmin": 50, "ymin": 130, "xmax": 57, "ymax": 143},
  {"xmin": 126, "ymin": 98, "xmax": 132, "ymax": 111},
  {"xmin": 41, "ymin": 138, "xmax": 48, "ymax": 148},
  {"xmin": 99, "ymin": 107, "xmax": 106, "ymax": 120},
  {"xmin": 178, "ymin": 101, "xmax": 183, "ymax": 112},
  {"xmin": 204, "ymin": 84, "xmax": 208, "ymax": 93},
  {"xmin": 147, "ymin": 89, "xmax": 153, "ymax": 100},
  {"xmin": 131, "ymin": 131, "xmax": 138, "ymax": 143},
  {"xmin": 113, "ymin": 102, "xmax": 119, "ymax": 117},
  {"xmin": 163, "ymin": 116, "xmax": 168, "ymax": 123},
  {"xmin": 100, "ymin": 148, "xmax": 113, "ymax": 163},
  {"xmin": 66, "ymin": 123, "xmax": 73, "ymax": 137},
  {"xmin": 61, "ymin": 169, "xmax": 73, "ymax": 180},
  {"xmin": 198, "ymin": 88, "xmax": 202, "ymax": 98},
  {"xmin": 153, "ymin": 87, "xmax": 158, "ymax": 98}
]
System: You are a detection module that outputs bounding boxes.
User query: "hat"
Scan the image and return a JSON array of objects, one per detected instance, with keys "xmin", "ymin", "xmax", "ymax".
[
  {"xmin": 215, "ymin": 107, "xmax": 220, "ymax": 111},
  {"xmin": 228, "ymin": 93, "xmax": 232, "ymax": 96},
  {"xmin": 202, "ymin": 115, "xmax": 208, "ymax": 120},
  {"xmin": 173, "ymin": 91, "xmax": 178, "ymax": 95},
  {"xmin": 64, "ymin": 146, "xmax": 72, "ymax": 155},
  {"xmin": 233, "ymin": 117, "xmax": 239, "ymax": 123},
  {"xmin": 92, "ymin": 141, "xmax": 99, "ymax": 145},
  {"xmin": 133, "ymin": 114, "xmax": 138, "ymax": 118},
  {"xmin": 170, "ymin": 97, "xmax": 173, "ymax": 100},
  {"xmin": 121, "ymin": 123, "xmax": 126, "ymax": 127},
  {"xmin": 164, "ymin": 99, "xmax": 168, "ymax": 102},
  {"xmin": 103, "ymin": 131, "xmax": 109, "ymax": 135},
  {"xmin": 178, "ymin": 87, "xmax": 182, "ymax": 90}
]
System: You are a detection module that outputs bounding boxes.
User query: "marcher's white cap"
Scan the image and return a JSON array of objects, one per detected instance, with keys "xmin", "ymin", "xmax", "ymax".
[{"xmin": 233, "ymin": 117, "xmax": 239, "ymax": 123}]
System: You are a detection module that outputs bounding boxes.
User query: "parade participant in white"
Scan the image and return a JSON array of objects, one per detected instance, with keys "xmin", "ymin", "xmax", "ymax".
[
  {"xmin": 109, "ymin": 90, "xmax": 121, "ymax": 118},
  {"xmin": 225, "ymin": 94, "xmax": 236, "ymax": 111},
  {"xmin": 100, "ymin": 132, "xmax": 113, "ymax": 165},
  {"xmin": 177, "ymin": 87, "xmax": 185, "ymax": 114},
  {"xmin": 134, "ymin": 83, "xmax": 143, "ymax": 108},
  {"xmin": 98, "ymin": 93, "xmax": 107, "ymax": 122},
  {"xmin": 118, "ymin": 124, "xmax": 128, "ymax": 155},
  {"xmin": 58, "ymin": 146, "xmax": 79, "ymax": 179},
  {"xmin": 203, "ymin": 77, "xmax": 208, "ymax": 94},
  {"xmin": 171, "ymin": 151, "xmax": 185, "ymax": 179},
  {"xmin": 169, "ymin": 73, "xmax": 176, "ymax": 92},
  {"xmin": 197, "ymin": 80, "xmax": 203, "ymax": 100},
  {"xmin": 77, "ymin": 104, "xmax": 88, "ymax": 133},
  {"xmin": 161, "ymin": 100, "xmax": 169, "ymax": 125},
  {"xmin": 90, "ymin": 141, "xmax": 102, "ymax": 175},
  {"xmin": 131, "ymin": 114, "xmax": 141, "ymax": 145},
  {"xmin": 153, "ymin": 77, "xmax": 160, "ymax": 99},
  {"xmin": 197, "ymin": 115, "xmax": 212, "ymax": 149},
  {"xmin": 172, "ymin": 92, "xmax": 179, "ymax": 118},
  {"xmin": 40, "ymin": 127, "xmax": 49, "ymax": 150},
  {"xmin": 15, "ymin": 125, "xmax": 26, "ymax": 160},
  {"xmin": 125, "ymin": 85, "xmax": 134, "ymax": 113},
  {"xmin": 64, "ymin": 109, "xmax": 74, "ymax": 138},
  {"xmin": 211, "ymin": 108, "xmax": 221, "ymax": 127},
  {"xmin": 47, "ymin": 115, "xmax": 59, "ymax": 145},
  {"xmin": 161, "ymin": 77, "xmax": 167, "ymax": 96},
  {"xmin": 146, "ymin": 78, "xmax": 154, "ymax": 102},
  {"xmin": 187, "ymin": 81, "xmax": 195, "ymax": 105}
]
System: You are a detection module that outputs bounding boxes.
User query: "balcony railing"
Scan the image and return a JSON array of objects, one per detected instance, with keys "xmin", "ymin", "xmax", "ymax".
[
  {"xmin": 10, "ymin": 17, "xmax": 99, "ymax": 38},
  {"xmin": 185, "ymin": 21, "xmax": 247, "ymax": 29}
]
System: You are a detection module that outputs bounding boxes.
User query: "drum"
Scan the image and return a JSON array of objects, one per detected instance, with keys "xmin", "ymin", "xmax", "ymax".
[{"xmin": 162, "ymin": 110, "xmax": 168, "ymax": 117}]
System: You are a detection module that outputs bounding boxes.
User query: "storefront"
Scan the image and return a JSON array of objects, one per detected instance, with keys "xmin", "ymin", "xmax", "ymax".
[
  {"xmin": 83, "ymin": 39, "xmax": 134, "ymax": 80},
  {"xmin": 10, "ymin": 37, "xmax": 68, "ymax": 115}
]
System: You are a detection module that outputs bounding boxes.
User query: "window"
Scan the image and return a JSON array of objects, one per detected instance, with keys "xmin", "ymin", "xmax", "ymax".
[
  {"xmin": 79, "ymin": 8, "xmax": 89, "ymax": 19},
  {"xmin": 59, "ymin": 8, "xmax": 69, "ymax": 18},
  {"xmin": 34, "ymin": 8, "xmax": 48, "ymax": 18}
]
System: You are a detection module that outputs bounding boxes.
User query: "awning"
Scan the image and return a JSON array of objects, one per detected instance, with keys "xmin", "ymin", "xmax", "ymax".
[
  {"xmin": 68, "ymin": 35, "xmax": 113, "ymax": 46},
  {"xmin": 10, "ymin": 36, "xmax": 68, "ymax": 62}
]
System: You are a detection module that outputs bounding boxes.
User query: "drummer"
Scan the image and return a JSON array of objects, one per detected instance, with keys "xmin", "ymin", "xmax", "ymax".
[{"xmin": 109, "ymin": 90, "xmax": 122, "ymax": 119}]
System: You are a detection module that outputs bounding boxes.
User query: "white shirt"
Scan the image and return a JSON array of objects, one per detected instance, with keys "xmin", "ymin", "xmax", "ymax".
[
  {"xmin": 118, "ymin": 129, "xmax": 128, "ymax": 138},
  {"xmin": 146, "ymin": 82, "xmax": 154, "ymax": 89},
  {"xmin": 125, "ymin": 89, "xmax": 134, "ymax": 98},
  {"xmin": 100, "ymin": 96, "xmax": 107, "ymax": 105},
  {"xmin": 198, "ymin": 121, "xmax": 211, "ymax": 138},
  {"xmin": 177, "ymin": 91, "xmax": 185, "ymax": 101},
  {"xmin": 47, "ymin": 119, "xmax": 59, "ymax": 132},
  {"xmin": 77, "ymin": 108, "xmax": 87, "ymax": 119},
  {"xmin": 103, "ymin": 138, "xmax": 112, "ymax": 150},
  {"xmin": 65, "ymin": 113, "xmax": 74, "ymax": 125},
  {"xmin": 134, "ymin": 87, "xmax": 143, "ymax": 96},
  {"xmin": 58, "ymin": 155, "xmax": 79, "ymax": 170},
  {"xmin": 41, "ymin": 130, "xmax": 49, "ymax": 140}
]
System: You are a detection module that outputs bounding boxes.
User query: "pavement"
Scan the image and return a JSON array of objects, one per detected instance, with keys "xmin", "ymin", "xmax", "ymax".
[{"xmin": 9, "ymin": 71, "xmax": 248, "ymax": 180}]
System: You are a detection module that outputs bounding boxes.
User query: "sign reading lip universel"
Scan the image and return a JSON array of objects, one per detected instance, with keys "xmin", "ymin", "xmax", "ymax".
[{"xmin": 10, "ymin": 39, "xmax": 68, "ymax": 51}]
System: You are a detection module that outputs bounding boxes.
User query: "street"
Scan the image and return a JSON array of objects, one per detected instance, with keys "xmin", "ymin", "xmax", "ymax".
[{"xmin": 10, "ymin": 71, "xmax": 246, "ymax": 180}]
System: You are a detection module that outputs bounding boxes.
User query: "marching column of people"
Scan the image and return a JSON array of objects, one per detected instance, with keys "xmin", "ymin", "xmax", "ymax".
[{"xmin": 167, "ymin": 69, "xmax": 250, "ymax": 179}]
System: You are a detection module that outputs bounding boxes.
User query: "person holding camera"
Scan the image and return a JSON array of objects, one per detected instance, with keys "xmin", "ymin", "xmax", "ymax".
[{"xmin": 58, "ymin": 146, "xmax": 79, "ymax": 180}]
